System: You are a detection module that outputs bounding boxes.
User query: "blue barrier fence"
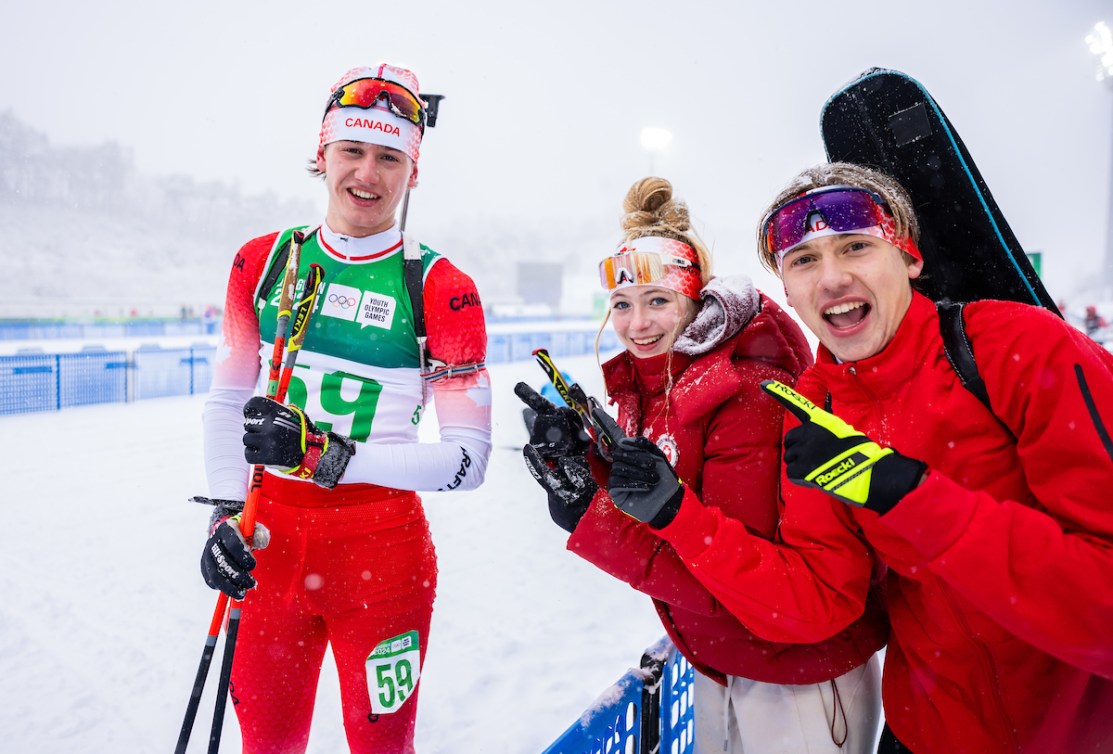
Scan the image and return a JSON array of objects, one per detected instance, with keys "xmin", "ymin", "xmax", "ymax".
[
  {"xmin": 544, "ymin": 637, "xmax": 695, "ymax": 754},
  {"xmin": 0, "ymin": 346, "xmax": 216, "ymax": 415},
  {"xmin": 0, "ymin": 319, "xmax": 221, "ymax": 341},
  {"xmin": 0, "ymin": 316, "xmax": 595, "ymax": 343},
  {"xmin": 0, "ymin": 327, "xmax": 620, "ymax": 416}
]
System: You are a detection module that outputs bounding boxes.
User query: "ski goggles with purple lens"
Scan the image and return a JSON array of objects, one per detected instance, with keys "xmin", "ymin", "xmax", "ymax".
[{"xmin": 761, "ymin": 186, "xmax": 917, "ymax": 267}]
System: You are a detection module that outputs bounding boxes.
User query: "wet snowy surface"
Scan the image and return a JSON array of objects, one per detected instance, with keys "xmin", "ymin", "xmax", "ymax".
[{"xmin": 0, "ymin": 353, "xmax": 666, "ymax": 753}]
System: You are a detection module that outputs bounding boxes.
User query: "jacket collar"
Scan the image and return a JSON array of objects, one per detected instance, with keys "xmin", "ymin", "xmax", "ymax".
[
  {"xmin": 814, "ymin": 291, "xmax": 938, "ymax": 400},
  {"xmin": 673, "ymin": 275, "xmax": 761, "ymax": 356}
]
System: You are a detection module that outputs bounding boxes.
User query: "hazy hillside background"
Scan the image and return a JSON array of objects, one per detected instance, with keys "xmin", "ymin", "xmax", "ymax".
[
  {"xmin": 0, "ymin": 111, "xmax": 631, "ymax": 320},
  {"xmin": 0, "ymin": 112, "xmax": 313, "ymax": 318}
]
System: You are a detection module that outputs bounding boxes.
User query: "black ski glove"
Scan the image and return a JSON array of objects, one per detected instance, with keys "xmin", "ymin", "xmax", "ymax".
[
  {"xmin": 761, "ymin": 380, "xmax": 927, "ymax": 514},
  {"xmin": 243, "ymin": 396, "xmax": 356, "ymax": 489},
  {"xmin": 522, "ymin": 444, "xmax": 598, "ymax": 533},
  {"xmin": 193, "ymin": 497, "xmax": 271, "ymax": 600},
  {"xmin": 514, "ymin": 382, "xmax": 590, "ymax": 459},
  {"xmin": 591, "ymin": 407, "xmax": 684, "ymax": 528}
]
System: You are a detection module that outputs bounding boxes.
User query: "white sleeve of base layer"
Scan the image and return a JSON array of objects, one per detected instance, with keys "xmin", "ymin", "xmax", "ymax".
[
  {"xmin": 340, "ymin": 369, "xmax": 493, "ymax": 492},
  {"xmin": 202, "ymin": 385, "xmax": 254, "ymax": 501}
]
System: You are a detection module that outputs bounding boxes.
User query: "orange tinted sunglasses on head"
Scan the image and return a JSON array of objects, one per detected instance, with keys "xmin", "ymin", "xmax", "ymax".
[{"xmin": 325, "ymin": 78, "xmax": 426, "ymax": 128}]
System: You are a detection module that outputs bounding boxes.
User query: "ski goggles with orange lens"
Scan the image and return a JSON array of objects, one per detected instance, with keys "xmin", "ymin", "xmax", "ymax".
[
  {"xmin": 325, "ymin": 78, "xmax": 426, "ymax": 128},
  {"xmin": 599, "ymin": 237, "xmax": 702, "ymax": 300}
]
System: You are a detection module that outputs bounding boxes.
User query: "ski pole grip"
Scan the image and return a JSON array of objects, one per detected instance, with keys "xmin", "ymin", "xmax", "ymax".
[{"xmin": 591, "ymin": 406, "xmax": 628, "ymax": 444}]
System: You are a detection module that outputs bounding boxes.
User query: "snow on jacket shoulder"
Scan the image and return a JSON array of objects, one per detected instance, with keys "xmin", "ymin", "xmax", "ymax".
[{"xmin": 567, "ymin": 275, "xmax": 888, "ymax": 685}]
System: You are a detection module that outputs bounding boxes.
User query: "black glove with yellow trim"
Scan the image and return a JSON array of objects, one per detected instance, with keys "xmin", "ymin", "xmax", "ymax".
[
  {"xmin": 760, "ymin": 380, "xmax": 926, "ymax": 514},
  {"xmin": 242, "ymin": 396, "xmax": 356, "ymax": 489},
  {"xmin": 592, "ymin": 406, "xmax": 684, "ymax": 528}
]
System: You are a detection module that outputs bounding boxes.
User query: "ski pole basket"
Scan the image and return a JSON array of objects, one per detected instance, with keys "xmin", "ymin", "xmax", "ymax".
[{"xmin": 542, "ymin": 636, "xmax": 695, "ymax": 754}]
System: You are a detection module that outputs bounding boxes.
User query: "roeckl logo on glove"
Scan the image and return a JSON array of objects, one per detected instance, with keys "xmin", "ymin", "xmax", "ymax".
[
  {"xmin": 814, "ymin": 453, "xmax": 866, "ymax": 485},
  {"xmin": 759, "ymin": 379, "xmax": 928, "ymax": 513}
]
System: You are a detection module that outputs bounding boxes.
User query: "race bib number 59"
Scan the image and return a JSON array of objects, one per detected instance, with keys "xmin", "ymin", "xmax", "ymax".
[{"xmin": 366, "ymin": 630, "xmax": 421, "ymax": 714}]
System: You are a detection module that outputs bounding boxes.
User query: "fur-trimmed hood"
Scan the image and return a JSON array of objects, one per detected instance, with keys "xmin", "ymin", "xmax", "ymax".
[{"xmin": 673, "ymin": 274, "xmax": 761, "ymax": 356}]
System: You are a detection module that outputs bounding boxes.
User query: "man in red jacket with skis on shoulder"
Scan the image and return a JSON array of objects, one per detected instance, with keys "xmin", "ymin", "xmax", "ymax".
[{"xmin": 597, "ymin": 161, "xmax": 1113, "ymax": 753}]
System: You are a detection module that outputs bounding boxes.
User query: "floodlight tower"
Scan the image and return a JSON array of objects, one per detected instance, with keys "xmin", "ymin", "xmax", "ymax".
[
  {"xmin": 640, "ymin": 127, "xmax": 673, "ymax": 175},
  {"xmin": 1087, "ymin": 21, "xmax": 1113, "ymax": 295}
]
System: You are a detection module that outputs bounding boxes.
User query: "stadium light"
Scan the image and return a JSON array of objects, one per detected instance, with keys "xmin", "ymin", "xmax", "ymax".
[{"xmin": 1087, "ymin": 21, "xmax": 1113, "ymax": 86}]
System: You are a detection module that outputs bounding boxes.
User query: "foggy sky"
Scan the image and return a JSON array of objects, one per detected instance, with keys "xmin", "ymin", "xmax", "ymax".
[{"xmin": 5, "ymin": 0, "xmax": 1112, "ymax": 300}]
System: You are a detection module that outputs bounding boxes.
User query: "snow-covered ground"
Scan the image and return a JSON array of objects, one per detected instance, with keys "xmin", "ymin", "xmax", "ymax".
[{"xmin": 0, "ymin": 352, "xmax": 666, "ymax": 754}]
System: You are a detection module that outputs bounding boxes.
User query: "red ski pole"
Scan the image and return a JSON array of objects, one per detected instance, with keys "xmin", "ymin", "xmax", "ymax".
[
  {"xmin": 206, "ymin": 261, "xmax": 324, "ymax": 754},
  {"xmin": 174, "ymin": 231, "xmax": 313, "ymax": 754}
]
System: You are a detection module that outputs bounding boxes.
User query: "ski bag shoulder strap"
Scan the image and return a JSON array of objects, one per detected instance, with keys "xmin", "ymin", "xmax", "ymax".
[{"xmin": 937, "ymin": 299, "xmax": 994, "ymax": 415}]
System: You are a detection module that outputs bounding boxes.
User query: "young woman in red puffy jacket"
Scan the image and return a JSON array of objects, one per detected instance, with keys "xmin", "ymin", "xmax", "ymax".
[{"xmin": 517, "ymin": 177, "xmax": 887, "ymax": 754}]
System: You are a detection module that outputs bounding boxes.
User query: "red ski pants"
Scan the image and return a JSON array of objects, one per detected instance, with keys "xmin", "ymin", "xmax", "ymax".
[{"xmin": 230, "ymin": 487, "xmax": 437, "ymax": 754}]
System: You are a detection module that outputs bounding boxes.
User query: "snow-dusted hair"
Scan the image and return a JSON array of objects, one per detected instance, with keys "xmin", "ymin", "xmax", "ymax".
[
  {"xmin": 620, "ymin": 176, "xmax": 713, "ymax": 288},
  {"xmin": 756, "ymin": 162, "xmax": 921, "ymax": 275}
]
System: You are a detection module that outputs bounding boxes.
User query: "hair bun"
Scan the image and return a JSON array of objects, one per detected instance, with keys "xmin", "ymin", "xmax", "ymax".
[{"xmin": 621, "ymin": 177, "xmax": 691, "ymax": 237}]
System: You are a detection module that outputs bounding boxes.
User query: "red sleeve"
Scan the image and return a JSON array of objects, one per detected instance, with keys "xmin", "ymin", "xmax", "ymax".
[
  {"xmin": 211, "ymin": 233, "xmax": 278, "ymax": 391},
  {"xmin": 880, "ymin": 303, "xmax": 1113, "ymax": 677},
  {"xmin": 653, "ymin": 368, "xmax": 877, "ymax": 644},
  {"xmin": 568, "ymin": 489, "xmax": 734, "ymax": 616},
  {"xmin": 423, "ymin": 257, "xmax": 487, "ymax": 366},
  {"xmin": 567, "ymin": 361, "xmax": 799, "ymax": 617},
  {"xmin": 698, "ymin": 360, "xmax": 794, "ymax": 540},
  {"xmin": 657, "ymin": 476, "xmax": 876, "ymax": 643}
]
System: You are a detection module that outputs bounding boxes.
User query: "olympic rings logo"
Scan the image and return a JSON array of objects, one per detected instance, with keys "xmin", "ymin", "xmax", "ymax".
[{"xmin": 328, "ymin": 293, "xmax": 359, "ymax": 309}]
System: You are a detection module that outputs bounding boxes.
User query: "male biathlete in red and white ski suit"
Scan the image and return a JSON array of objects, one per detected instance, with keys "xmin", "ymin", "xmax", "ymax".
[{"xmin": 197, "ymin": 64, "xmax": 491, "ymax": 754}]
